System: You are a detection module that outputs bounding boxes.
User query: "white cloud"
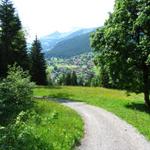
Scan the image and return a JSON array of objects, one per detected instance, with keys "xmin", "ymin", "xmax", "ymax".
[{"xmin": 12, "ymin": 0, "xmax": 115, "ymax": 41}]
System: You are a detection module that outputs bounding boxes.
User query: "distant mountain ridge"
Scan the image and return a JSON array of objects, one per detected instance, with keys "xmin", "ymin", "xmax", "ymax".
[
  {"xmin": 40, "ymin": 28, "xmax": 96, "ymax": 58},
  {"xmin": 40, "ymin": 31, "xmax": 70, "ymax": 51}
]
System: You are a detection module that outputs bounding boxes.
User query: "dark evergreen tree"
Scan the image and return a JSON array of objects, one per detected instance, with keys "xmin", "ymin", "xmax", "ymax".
[
  {"xmin": 78, "ymin": 77, "xmax": 84, "ymax": 86},
  {"xmin": 0, "ymin": 0, "xmax": 29, "ymax": 78},
  {"xmin": 30, "ymin": 36, "xmax": 47, "ymax": 85},
  {"xmin": 65, "ymin": 72, "xmax": 72, "ymax": 85},
  {"xmin": 12, "ymin": 31, "xmax": 29, "ymax": 71},
  {"xmin": 71, "ymin": 71, "xmax": 78, "ymax": 86},
  {"xmin": 58, "ymin": 74, "xmax": 66, "ymax": 85}
]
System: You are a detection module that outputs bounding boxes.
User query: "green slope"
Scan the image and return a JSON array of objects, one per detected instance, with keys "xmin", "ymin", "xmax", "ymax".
[{"xmin": 45, "ymin": 33, "xmax": 92, "ymax": 58}]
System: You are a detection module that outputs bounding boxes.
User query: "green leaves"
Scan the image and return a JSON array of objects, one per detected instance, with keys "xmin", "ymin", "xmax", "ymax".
[
  {"xmin": 0, "ymin": 110, "xmax": 53, "ymax": 150},
  {"xmin": 0, "ymin": 65, "xmax": 34, "ymax": 124},
  {"xmin": 90, "ymin": 0, "xmax": 150, "ymax": 94}
]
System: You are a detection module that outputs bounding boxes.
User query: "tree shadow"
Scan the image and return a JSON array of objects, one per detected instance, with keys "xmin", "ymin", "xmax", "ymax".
[
  {"xmin": 48, "ymin": 92, "xmax": 72, "ymax": 99},
  {"xmin": 45, "ymin": 86, "xmax": 62, "ymax": 89},
  {"xmin": 125, "ymin": 102, "xmax": 150, "ymax": 114},
  {"xmin": 35, "ymin": 86, "xmax": 62, "ymax": 89}
]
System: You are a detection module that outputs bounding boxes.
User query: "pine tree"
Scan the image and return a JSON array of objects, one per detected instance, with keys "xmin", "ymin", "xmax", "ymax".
[
  {"xmin": 30, "ymin": 36, "xmax": 47, "ymax": 85},
  {"xmin": 71, "ymin": 71, "xmax": 78, "ymax": 86},
  {"xmin": 0, "ymin": 0, "xmax": 29, "ymax": 78},
  {"xmin": 78, "ymin": 77, "xmax": 83, "ymax": 86},
  {"xmin": 65, "ymin": 72, "xmax": 72, "ymax": 85}
]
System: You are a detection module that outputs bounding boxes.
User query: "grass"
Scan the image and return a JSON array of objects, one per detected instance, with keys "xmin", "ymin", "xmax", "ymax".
[
  {"xmin": 27, "ymin": 99, "xmax": 83, "ymax": 150},
  {"xmin": 34, "ymin": 86, "xmax": 150, "ymax": 140}
]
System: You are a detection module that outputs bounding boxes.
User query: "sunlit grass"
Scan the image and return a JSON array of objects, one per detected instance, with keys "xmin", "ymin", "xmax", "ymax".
[
  {"xmin": 30, "ymin": 99, "xmax": 84, "ymax": 150},
  {"xmin": 34, "ymin": 86, "xmax": 150, "ymax": 140}
]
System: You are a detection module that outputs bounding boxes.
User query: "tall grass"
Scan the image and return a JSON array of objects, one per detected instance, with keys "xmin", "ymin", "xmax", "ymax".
[
  {"xmin": 0, "ymin": 99, "xmax": 83, "ymax": 150},
  {"xmin": 31, "ymin": 99, "xmax": 84, "ymax": 150}
]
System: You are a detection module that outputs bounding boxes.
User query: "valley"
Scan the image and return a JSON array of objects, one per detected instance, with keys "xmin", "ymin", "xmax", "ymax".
[{"xmin": 47, "ymin": 52, "xmax": 96, "ymax": 86}]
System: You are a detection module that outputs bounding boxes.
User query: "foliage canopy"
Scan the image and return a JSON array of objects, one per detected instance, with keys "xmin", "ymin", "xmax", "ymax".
[
  {"xmin": 91, "ymin": 0, "xmax": 150, "ymax": 107},
  {"xmin": 0, "ymin": 0, "xmax": 29, "ymax": 78}
]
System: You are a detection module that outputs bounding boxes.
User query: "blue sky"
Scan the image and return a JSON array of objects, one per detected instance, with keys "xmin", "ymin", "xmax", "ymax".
[{"xmin": 12, "ymin": 0, "xmax": 115, "ymax": 41}]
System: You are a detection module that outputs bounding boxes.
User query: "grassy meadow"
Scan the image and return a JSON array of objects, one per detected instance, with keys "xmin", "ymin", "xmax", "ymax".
[
  {"xmin": 0, "ymin": 99, "xmax": 83, "ymax": 150},
  {"xmin": 31, "ymin": 99, "xmax": 84, "ymax": 150},
  {"xmin": 34, "ymin": 86, "xmax": 150, "ymax": 140}
]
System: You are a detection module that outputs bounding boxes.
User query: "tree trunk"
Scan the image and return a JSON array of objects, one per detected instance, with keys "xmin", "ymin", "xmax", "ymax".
[{"xmin": 143, "ymin": 65, "xmax": 150, "ymax": 108}]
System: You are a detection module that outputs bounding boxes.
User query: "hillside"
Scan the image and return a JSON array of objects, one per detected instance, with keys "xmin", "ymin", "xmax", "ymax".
[
  {"xmin": 39, "ymin": 28, "xmax": 96, "ymax": 58},
  {"xmin": 40, "ymin": 31, "xmax": 70, "ymax": 51},
  {"xmin": 45, "ymin": 32, "xmax": 92, "ymax": 58}
]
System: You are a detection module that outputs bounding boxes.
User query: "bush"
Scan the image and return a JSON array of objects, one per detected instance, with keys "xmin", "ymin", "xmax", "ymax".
[
  {"xmin": 0, "ymin": 65, "xmax": 34, "ymax": 124},
  {"xmin": 0, "ymin": 111, "xmax": 52, "ymax": 150}
]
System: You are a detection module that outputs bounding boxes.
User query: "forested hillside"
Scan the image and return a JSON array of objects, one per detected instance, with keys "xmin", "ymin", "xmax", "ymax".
[
  {"xmin": 40, "ymin": 28, "xmax": 95, "ymax": 53},
  {"xmin": 45, "ymin": 32, "xmax": 92, "ymax": 58}
]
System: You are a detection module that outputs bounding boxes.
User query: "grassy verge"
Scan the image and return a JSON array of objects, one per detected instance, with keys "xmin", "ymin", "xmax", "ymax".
[
  {"xmin": 32, "ymin": 99, "xmax": 83, "ymax": 150},
  {"xmin": 0, "ymin": 99, "xmax": 83, "ymax": 150},
  {"xmin": 34, "ymin": 86, "xmax": 150, "ymax": 140}
]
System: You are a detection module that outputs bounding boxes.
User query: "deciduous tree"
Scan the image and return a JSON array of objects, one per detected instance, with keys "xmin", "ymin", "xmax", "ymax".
[{"xmin": 91, "ymin": 0, "xmax": 150, "ymax": 107}]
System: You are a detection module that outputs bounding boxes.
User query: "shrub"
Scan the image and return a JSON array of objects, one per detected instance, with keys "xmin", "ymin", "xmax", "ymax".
[
  {"xmin": 0, "ymin": 65, "xmax": 34, "ymax": 124},
  {"xmin": 0, "ymin": 111, "xmax": 52, "ymax": 150}
]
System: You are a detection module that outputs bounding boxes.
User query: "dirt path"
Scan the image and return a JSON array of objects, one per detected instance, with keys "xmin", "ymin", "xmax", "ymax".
[{"xmin": 58, "ymin": 99, "xmax": 150, "ymax": 150}]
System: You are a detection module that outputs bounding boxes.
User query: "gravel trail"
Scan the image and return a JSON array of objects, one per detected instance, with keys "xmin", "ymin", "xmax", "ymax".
[{"xmin": 59, "ymin": 100, "xmax": 150, "ymax": 150}]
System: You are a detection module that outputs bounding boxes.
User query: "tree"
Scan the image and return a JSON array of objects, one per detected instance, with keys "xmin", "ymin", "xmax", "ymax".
[
  {"xmin": 65, "ymin": 72, "xmax": 72, "ymax": 85},
  {"xmin": 0, "ymin": 0, "xmax": 29, "ymax": 78},
  {"xmin": 30, "ymin": 36, "xmax": 47, "ymax": 85},
  {"xmin": 71, "ymin": 71, "xmax": 78, "ymax": 86},
  {"xmin": 91, "ymin": 0, "xmax": 150, "ymax": 107},
  {"xmin": 78, "ymin": 77, "xmax": 84, "ymax": 86},
  {"xmin": 58, "ymin": 73, "xmax": 66, "ymax": 86}
]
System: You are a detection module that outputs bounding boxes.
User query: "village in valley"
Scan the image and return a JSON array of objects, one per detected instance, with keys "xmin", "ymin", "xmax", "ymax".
[{"xmin": 47, "ymin": 53, "xmax": 96, "ymax": 85}]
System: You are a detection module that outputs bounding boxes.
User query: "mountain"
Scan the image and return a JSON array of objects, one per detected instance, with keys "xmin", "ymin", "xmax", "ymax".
[
  {"xmin": 40, "ymin": 31, "xmax": 71, "ymax": 51},
  {"xmin": 41, "ymin": 28, "xmax": 96, "ymax": 58},
  {"xmin": 63, "ymin": 28, "xmax": 95, "ymax": 41},
  {"xmin": 45, "ymin": 32, "xmax": 92, "ymax": 58}
]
